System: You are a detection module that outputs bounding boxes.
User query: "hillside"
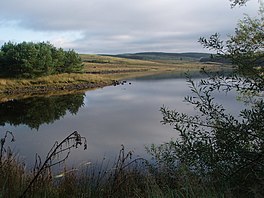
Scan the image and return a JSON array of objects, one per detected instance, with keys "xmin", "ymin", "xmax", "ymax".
[
  {"xmin": 79, "ymin": 54, "xmax": 219, "ymax": 79},
  {"xmin": 105, "ymin": 52, "xmax": 212, "ymax": 61}
]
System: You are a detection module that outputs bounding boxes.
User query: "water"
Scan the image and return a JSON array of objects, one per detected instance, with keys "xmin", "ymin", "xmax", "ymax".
[{"xmin": 0, "ymin": 73, "xmax": 243, "ymax": 170}]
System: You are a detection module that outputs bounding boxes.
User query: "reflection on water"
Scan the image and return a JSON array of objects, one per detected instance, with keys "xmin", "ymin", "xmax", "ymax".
[
  {"xmin": 0, "ymin": 93, "xmax": 85, "ymax": 129},
  {"xmin": 0, "ymin": 73, "xmax": 243, "ymax": 169}
]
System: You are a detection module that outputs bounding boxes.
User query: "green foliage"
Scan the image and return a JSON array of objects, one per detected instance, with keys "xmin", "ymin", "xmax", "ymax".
[
  {"xmin": 60, "ymin": 50, "xmax": 83, "ymax": 73},
  {"xmin": 0, "ymin": 41, "xmax": 83, "ymax": 78},
  {"xmin": 149, "ymin": 0, "xmax": 264, "ymax": 196},
  {"xmin": 199, "ymin": 4, "xmax": 264, "ymax": 75}
]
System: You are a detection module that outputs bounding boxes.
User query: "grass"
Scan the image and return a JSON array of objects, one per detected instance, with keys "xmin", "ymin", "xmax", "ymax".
[
  {"xmin": 80, "ymin": 54, "xmax": 224, "ymax": 78},
  {"xmin": 0, "ymin": 132, "xmax": 225, "ymax": 198},
  {"xmin": 1, "ymin": 156, "xmax": 254, "ymax": 197},
  {"xmin": 3, "ymin": 130, "xmax": 260, "ymax": 197},
  {"xmin": 0, "ymin": 73, "xmax": 113, "ymax": 102},
  {"xmin": 0, "ymin": 73, "xmax": 111, "ymax": 89}
]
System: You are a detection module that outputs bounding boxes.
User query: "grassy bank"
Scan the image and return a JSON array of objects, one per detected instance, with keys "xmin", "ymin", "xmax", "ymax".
[{"xmin": 0, "ymin": 54, "xmax": 225, "ymax": 99}]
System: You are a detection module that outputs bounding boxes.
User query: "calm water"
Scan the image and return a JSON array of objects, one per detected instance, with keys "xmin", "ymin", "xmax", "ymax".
[{"xmin": 0, "ymin": 73, "xmax": 243, "ymax": 170}]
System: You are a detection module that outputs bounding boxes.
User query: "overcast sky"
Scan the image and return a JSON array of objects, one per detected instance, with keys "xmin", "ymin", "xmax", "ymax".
[{"xmin": 0, "ymin": 0, "xmax": 260, "ymax": 54}]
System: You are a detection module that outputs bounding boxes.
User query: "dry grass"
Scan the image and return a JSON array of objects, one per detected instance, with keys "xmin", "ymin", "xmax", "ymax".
[
  {"xmin": 0, "ymin": 73, "xmax": 113, "ymax": 92},
  {"xmin": 0, "ymin": 73, "xmax": 110, "ymax": 87},
  {"xmin": 80, "ymin": 54, "xmax": 225, "ymax": 80}
]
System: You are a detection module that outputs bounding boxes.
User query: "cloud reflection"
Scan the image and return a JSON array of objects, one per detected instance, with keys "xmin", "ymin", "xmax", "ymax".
[{"xmin": 0, "ymin": 76, "xmax": 244, "ymax": 168}]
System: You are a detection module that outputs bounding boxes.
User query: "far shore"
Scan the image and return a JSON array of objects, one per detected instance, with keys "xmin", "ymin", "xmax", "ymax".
[{"xmin": 0, "ymin": 55, "xmax": 229, "ymax": 102}]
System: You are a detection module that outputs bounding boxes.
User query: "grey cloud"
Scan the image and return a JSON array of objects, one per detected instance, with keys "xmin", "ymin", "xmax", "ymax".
[
  {"xmin": 71, "ymin": 30, "xmax": 211, "ymax": 54},
  {"xmin": 0, "ymin": 0, "xmax": 260, "ymax": 53}
]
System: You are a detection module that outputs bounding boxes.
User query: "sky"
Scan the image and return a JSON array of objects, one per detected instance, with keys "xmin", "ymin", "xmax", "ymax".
[{"xmin": 0, "ymin": 0, "xmax": 260, "ymax": 54}]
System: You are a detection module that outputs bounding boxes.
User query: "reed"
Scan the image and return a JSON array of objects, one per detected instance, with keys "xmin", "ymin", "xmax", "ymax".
[{"xmin": 0, "ymin": 131, "xmax": 227, "ymax": 198}]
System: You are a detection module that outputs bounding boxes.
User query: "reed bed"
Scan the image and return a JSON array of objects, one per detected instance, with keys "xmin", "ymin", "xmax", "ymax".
[{"xmin": 0, "ymin": 131, "xmax": 228, "ymax": 198}]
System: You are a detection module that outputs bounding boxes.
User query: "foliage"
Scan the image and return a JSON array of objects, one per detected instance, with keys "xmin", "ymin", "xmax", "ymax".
[
  {"xmin": 199, "ymin": 9, "xmax": 264, "ymax": 75},
  {"xmin": 148, "ymin": 0, "xmax": 264, "ymax": 197},
  {"xmin": 0, "ymin": 41, "xmax": 83, "ymax": 78},
  {"xmin": 230, "ymin": 0, "xmax": 250, "ymax": 7}
]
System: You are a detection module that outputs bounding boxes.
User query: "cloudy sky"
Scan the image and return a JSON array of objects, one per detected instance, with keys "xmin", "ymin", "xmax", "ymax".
[{"xmin": 0, "ymin": 0, "xmax": 260, "ymax": 54}]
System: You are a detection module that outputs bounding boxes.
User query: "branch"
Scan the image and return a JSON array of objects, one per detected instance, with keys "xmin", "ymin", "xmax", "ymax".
[{"xmin": 20, "ymin": 131, "xmax": 87, "ymax": 198}]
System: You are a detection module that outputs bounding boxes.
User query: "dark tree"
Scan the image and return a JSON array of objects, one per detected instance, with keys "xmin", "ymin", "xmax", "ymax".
[{"xmin": 0, "ymin": 41, "xmax": 83, "ymax": 78}]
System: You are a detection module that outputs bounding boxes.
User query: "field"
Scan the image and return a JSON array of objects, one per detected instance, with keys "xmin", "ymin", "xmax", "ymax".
[{"xmin": 80, "ymin": 54, "xmax": 221, "ymax": 78}]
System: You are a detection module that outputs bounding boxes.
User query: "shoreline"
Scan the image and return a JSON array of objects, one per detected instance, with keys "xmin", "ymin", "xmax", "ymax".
[
  {"xmin": 0, "ymin": 80, "xmax": 115, "ymax": 103},
  {"xmin": 2, "ymin": 81, "xmax": 113, "ymax": 95}
]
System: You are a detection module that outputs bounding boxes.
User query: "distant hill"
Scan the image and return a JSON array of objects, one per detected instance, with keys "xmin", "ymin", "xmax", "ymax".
[
  {"xmin": 104, "ymin": 52, "xmax": 212, "ymax": 61},
  {"xmin": 102, "ymin": 52, "xmax": 236, "ymax": 65}
]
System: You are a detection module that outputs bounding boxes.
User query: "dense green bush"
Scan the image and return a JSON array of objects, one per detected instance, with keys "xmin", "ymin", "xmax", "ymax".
[{"xmin": 0, "ymin": 41, "xmax": 83, "ymax": 78}]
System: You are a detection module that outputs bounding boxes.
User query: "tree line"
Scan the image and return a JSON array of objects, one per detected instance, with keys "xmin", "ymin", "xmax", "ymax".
[{"xmin": 0, "ymin": 41, "xmax": 83, "ymax": 78}]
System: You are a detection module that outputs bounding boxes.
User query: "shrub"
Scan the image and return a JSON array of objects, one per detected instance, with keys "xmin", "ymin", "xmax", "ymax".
[{"xmin": 0, "ymin": 41, "xmax": 83, "ymax": 78}]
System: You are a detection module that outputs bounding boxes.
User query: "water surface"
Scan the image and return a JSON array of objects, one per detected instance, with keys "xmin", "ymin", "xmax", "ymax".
[{"xmin": 0, "ymin": 73, "xmax": 243, "ymax": 169}]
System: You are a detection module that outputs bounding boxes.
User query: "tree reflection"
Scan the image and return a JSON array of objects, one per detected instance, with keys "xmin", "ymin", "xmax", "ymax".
[{"xmin": 0, "ymin": 93, "xmax": 85, "ymax": 129}]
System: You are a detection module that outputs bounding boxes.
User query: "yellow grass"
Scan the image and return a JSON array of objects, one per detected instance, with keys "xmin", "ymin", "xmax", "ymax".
[
  {"xmin": 0, "ymin": 73, "xmax": 111, "ymax": 89},
  {"xmin": 80, "ymin": 54, "xmax": 224, "ymax": 79}
]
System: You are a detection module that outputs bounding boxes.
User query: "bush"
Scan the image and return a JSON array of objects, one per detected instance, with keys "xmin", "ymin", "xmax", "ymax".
[{"xmin": 0, "ymin": 41, "xmax": 83, "ymax": 78}]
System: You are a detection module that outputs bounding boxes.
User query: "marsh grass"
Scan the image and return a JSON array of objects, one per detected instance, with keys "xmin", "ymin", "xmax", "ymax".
[
  {"xmin": 0, "ymin": 131, "xmax": 27, "ymax": 197},
  {"xmin": 0, "ymin": 131, "xmax": 228, "ymax": 198}
]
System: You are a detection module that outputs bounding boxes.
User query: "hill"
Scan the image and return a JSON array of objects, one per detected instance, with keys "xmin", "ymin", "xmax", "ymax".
[{"xmin": 105, "ymin": 52, "xmax": 212, "ymax": 61}]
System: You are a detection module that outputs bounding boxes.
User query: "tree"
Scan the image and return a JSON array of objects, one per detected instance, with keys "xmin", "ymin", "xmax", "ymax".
[
  {"xmin": 0, "ymin": 41, "xmax": 83, "ymax": 78},
  {"xmin": 148, "ymin": 0, "xmax": 264, "ymax": 196},
  {"xmin": 58, "ymin": 49, "xmax": 83, "ymax": 73},
  {"xmin": 35, "ymin": 42, "xmax": 54, "ymax": 75}
]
